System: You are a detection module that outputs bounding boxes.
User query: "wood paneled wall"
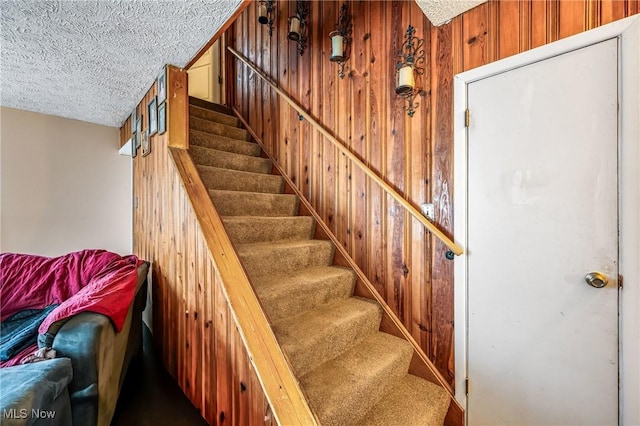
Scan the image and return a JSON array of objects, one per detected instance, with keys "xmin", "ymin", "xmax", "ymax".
[
  {"xmin": 227, "ymin": 0, "xmax": 638, "ymax": 387},
  {"xmin": 123, "ymin": 72, "xmax": 273, "ymax": 425}
]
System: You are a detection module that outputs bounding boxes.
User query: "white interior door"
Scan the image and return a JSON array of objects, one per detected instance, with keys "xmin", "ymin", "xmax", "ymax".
[
  {"xmin": 464, "ymin": 38, "xmax": 619, "ymax": 425},
  {"xmin": 188, "ymin": 40, "xmax": 222, "ymax": 103}
]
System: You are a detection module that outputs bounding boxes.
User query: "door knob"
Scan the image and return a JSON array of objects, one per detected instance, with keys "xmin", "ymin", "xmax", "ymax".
[{"xmin": 585, "ymin": 272, "xmax": 608, "ymax": 288}]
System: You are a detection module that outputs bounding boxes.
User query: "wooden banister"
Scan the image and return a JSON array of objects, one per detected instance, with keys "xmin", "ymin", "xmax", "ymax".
[{"xmin": 227, "ymin": 47, "xmax": 464, "ymax": 257}]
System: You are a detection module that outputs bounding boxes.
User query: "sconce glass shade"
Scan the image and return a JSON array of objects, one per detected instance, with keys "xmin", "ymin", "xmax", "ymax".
[
  {"xmin": 330, "ymin": 32, "xmax": 345, "ymax": 62},
  {"xmin": 288, "ymin": 16, "xmax": 301, "ymax": 41},
  {"xmin": 396, "ymin": 65, "xmax": 415, "ymax": 95},
  {"xmin": 258, "ymin": 4, "xmax": 268, "ymax": 24}
]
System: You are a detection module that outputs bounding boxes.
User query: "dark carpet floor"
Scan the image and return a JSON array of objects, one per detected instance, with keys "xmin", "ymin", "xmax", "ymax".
[{"xmin": 111, "ymin": 325, "xmax": 207, "ymax": 426}]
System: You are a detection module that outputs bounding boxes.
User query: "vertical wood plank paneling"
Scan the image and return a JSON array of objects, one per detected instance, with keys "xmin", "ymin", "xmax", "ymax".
[
  {"xmin": 463, "ymin": 2, "xmax": 489, "ymax": 70},
  {"xmin": 336, "ymin": 3, "xmax": 351, "ymax": 252},
  {"xmin": 520, "ymin": 0, "xmax": 532, "ymax": 52},
  {"xmin": 310, "ymin": 0, "xmax": 323, "ymax": 209},
  {"xmin": 430, "ymin": 22, "xmax": 456, "ymax": 387},
  {"xmin": 350, "ymin": 0, "xmax": 370, "ymax": 275},
  {"xmin": 385, "ymin": 0, "xmax": 407, "ymax": 321},
  {"xmin": 226, "ymin": 0, "xmax": 638, "ymax": 389},
  {"xmin": 531, "ymin": 0, "xmax": 549, "ymax": 48},
  {"xmin": 368, "ymin": 1, "xmax": 387, "ymax": 299},
  {"xmin": 408, "ymin": 0, "xmax": 431, "ymax": 350},
  {"xmin": 559, "ymin": 0, "xmax": 587, "ymax": 39},
  {"xmin": 498, "ymin": 0, "xmax": 520, "ymax": 60}
]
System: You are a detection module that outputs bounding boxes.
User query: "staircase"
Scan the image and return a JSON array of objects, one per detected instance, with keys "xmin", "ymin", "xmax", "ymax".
[{"xmin": 187, "ymin": 97, "xmax": 452, "ymax": 426}]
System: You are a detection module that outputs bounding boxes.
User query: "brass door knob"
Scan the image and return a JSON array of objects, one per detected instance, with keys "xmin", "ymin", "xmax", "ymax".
[{"xmin": 585, "ymin": 272, "xmax": 608, "ymax": 288}]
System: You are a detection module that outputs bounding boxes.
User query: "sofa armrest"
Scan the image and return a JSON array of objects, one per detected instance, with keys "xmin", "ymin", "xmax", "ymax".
[{"xmin": 51, "ymin": 311, "xmax": 130, "ymax": 426}]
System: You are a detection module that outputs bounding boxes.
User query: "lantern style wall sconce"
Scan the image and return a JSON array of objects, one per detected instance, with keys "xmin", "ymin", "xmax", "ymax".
[
  {"xmin": 258, "ymin": 0, "xmax": 275, "ymax": 37},
  {"xmin": 288, "ymin": 0, "xmax": 309, "ymax": 56},
  {"xmin": 329, "ymin": 3, "xmax": 352, "ymax": 79},
  {"xmin": 395, "ymin": 25, "xmax": 426, "ymax": 117}
]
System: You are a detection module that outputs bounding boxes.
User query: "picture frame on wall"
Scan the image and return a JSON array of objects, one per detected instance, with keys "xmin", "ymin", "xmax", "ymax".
[
  {"xmin": 136, "ymin": 117, "xmax": 142, "ymax": 150},
  {"xmin": 157, "ymin": 67, "xmax": 167, "ymax": 104},
  {"xmin": 158, "ymin": 102, "xmax": 166, "ymax": 135},
  {"xmin": 130, "ymin": 108, "xmax": 136, "ymax": 132},
  {"xmin": 131, "ymin": 132, "xmax": 138, "ymax": 158},
  {"xmin": 142, "ymin": 129, "xmax": 151, "ymax": 157},
  {"xmin": 148, "ymin": 97, "xmax": 157, "ymax": 136}
]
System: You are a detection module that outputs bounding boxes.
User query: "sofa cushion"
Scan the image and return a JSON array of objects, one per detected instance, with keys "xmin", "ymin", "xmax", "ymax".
[{"xmin": 0, "ymin": 357, "xmax": 73, "ymax": 426}]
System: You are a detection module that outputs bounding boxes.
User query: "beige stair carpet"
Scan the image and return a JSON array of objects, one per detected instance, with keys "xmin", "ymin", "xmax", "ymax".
[{"xmin": 187, "ymin": 99, "xmax": 451, "ymax": 426}]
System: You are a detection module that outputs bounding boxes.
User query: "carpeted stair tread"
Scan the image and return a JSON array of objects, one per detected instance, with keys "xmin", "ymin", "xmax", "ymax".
[
  {"xmin": 189, "ymin": 104, "xmax": 241, "ymax": 128},
  {"xmin": 357, "ymin": 374, "xmax": 451, "ymax": 426},
  {"xmin": 209, "ymin": 190, "xmax": 299, "ymax": 217},
  {"xmin": 299, "ymin": 332, "xmax": 413, "ymax": 426},
  {"xmin": 190, "ymin": 145, "xmax": 271, "ymax": 174},
  {"xmin": 223, "ymin": 216, "xmax": 314, "ymax": 244},
  {"xmin": 237, "ymin": 239, "xmax": 334, "ymax": 278},
  {"xmin": 190, "ymin": 129, "xmax": 261, "ymax": 157},
  {"xmin": 190, "ymin": 116, "xmax": 251, "ymax": 141},
  {"xmin": 189, "ymin": 97, "xmax": 234, "ymax": 115},
  {"xmin": 272, "ymin": 297, "xmax": 382, "ymax": 376},
  {"xmin": 199, "ymin": 166, "xmax": 284, "ymax": 194},
  {"xmin": 252, "ymin": 266, "xmax": 355, "ymax": 322}
]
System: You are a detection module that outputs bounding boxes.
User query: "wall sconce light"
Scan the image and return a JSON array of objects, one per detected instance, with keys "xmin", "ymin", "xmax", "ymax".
[
  {"xmin": 258, "ymin": 0, "xmax": 275, "ymax": 37},
  {"xmin": 395, "ymin": 25, "xmax": 426, "ymax": 117},
  {"xmin": 288, "ymin": 0, "xmax": 309, "ymax": 56},
  {"xmin": 329, "ymin": 3, "xmax": 352, "ymax": 79}
]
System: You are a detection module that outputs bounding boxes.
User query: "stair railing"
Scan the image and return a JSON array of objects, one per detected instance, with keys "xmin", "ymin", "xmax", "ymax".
[{"xmin": 227, "ymin": 47, "xmax": 464, "ymax": 258}]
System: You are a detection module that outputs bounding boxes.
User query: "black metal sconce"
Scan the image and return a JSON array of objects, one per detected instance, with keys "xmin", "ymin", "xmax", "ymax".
[
  {"xmin": 329, "ymin": 3, "xmax": 352, "ymax": 79},
  {"xmin": 395, "ymin": 25, "xmax": 426, "ymax": 117},
  {"xmin": 288, "ymin": 0, "xmax": 309, "ymax": 56},
  {"xmin": 258, "ymin": 0, "xmax": 275, "ymax": 37}
]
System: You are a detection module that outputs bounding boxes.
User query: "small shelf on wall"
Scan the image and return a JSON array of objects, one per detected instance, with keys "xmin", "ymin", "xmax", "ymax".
[{"xmin": 119, "ymin": 138, "xmax": 133, "ymax": 157}]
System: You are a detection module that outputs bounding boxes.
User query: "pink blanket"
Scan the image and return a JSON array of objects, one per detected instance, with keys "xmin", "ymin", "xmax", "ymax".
[{"xmin": 0, "ymin": 249, "xmax": 140, "ymax": 335}]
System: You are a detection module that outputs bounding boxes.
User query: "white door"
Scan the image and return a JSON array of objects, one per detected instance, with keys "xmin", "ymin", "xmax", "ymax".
[
  {"xmin": 465, "ymin": 38, "xmax": 619, "ymax": 425},
  {"xmin": 188, "ymin": 40, "xmax": 222, "ymax": 103}
]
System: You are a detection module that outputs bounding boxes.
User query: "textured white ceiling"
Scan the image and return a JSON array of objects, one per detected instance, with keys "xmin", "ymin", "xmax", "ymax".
[
  {"xmin": 0, "ymin": 0, "xmax": 242, "ymax": 127},
  {"xmin": 416, "ymin": 0, "xmax": 487, "ymax": 27}
]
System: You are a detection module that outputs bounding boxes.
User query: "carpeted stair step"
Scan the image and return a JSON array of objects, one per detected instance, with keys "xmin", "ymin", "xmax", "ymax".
[
  {"xmin": 209, "ymin": 190, "xmax": 298, "ymax": 217},
  {"xmin": 199, "ymin": 166, "xmax": 284, "ymax": 194},
  {"xmin": 189, "ymin": 104, "xmax": 241, "ymax": 128},
  {"xmin": 190, "ymin": 146, "xmax": 271, "ymax": 174},
  {"xmin": 252, "ymin": 266, "xmax": 356, "ymax": 322},
  {"xmin": 273, "ymin": 297, "xmax": 382, "ymax": 377},
  {"xmin": 223, "ymin": 216, "xmax": 314, "ymax": 244},
  {"xmin": 237, "ymin": 239, "xmax": 334, "ymax": 278},
  {"xmin": 358, "ymin": 374, "xmax": 451, "ymax": 426},
  {"xmin": 299, "ymin": 332, "xmax": 413, "ymax": 426},
  {"xmin": 190, "ymin": 116, "xmax": 251, "ymax": 141},
  {"xmin": 190, "ymin": 129, "xmax": 261, "ymax": 157},
  {"xmin": 189, "ymin": 97, "xmax": 234, "ymax": 115}
]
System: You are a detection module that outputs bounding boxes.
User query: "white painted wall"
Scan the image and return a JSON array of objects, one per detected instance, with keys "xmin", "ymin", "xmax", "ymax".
[{"xmin": 0, "ymin": 107, "xmax": 132, "ymax": 257}]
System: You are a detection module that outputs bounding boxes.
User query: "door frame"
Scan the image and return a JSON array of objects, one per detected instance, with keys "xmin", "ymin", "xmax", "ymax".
[{"xmin": 453, "ymin": 15, "xmax": 640, "ymax": 425}]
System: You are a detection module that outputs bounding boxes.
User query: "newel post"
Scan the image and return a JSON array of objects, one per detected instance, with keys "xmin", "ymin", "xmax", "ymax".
[{"xmin": 167, "ymin": 65, "xmax": 189, "ymax": 149}]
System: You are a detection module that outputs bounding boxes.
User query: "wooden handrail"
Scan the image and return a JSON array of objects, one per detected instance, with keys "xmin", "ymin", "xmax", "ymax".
[{"xmin": 227, "ymin": 47, "xmax": 464, "ymax": 257}]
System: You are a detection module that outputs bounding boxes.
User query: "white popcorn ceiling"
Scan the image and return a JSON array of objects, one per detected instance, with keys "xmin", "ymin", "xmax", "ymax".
[
  {"xmin": 0, "ymin": 0, "xmax": 242, "ymax": 127},
  {"xmin": 416, "ymin": 0, "xmax": 487, "ymax": 27}
]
